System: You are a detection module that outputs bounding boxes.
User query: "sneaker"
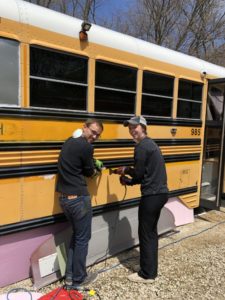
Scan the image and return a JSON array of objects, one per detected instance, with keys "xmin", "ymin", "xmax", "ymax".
[
  {"xmin": 128, "ymin": 272, "xmax": 155, "ymax": 284},
  {"xmin": 66, "ymin": 272, "xmax": 99, "ymax": 290},
  {"xmin": 80, "ymin": 272, "xmax": 98, "ymax": 286},
  {"xmin": 64, "ymin": 277, "xmax": 73, "ymax": 287}
]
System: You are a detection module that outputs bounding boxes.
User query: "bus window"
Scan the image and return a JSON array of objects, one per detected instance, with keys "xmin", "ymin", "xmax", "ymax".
[
  {"xmin": 95, "ymin": 60, "xmax": 137, "ymax": 114},
  {"xmin": 207, "ymin": 86, "xmax": 224, "ymax": 121},
  {"xmin": 141, "ymin": 71, "xmax": 173, "ymax": 117},
  {"xmin": 0, "ymin": 38, "xmax": 19, "ymax": 106},
  {"xmin": 177, "ymin": 79, "xmax": 202, "ymax": 119},
  {"xmin": 30, "ymin": 46, "xmax": 88, "ymax": 110}
]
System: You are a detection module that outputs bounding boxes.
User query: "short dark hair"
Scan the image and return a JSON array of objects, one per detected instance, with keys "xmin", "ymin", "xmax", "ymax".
[
  {"xmin": 140, "ymin": 124, "xmax": 147, "ymax": 134},
  {"xmin": 85, "ymin": 118, "xmax": 104, "ymax": 131}
]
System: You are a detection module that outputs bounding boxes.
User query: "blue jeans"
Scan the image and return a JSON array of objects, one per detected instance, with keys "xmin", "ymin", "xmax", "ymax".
[{"xmin": 60, "ymin": 195, "xmax": 92, "ymax": 283}]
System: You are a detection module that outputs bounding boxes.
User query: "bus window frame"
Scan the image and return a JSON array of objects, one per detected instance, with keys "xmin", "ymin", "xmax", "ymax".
[
  {"xmin": 0, "ymin": 37, "xmax": 20, "ymax": 107},
  {"xmin": 94, "ymin": 59, "xmax": 138, "ymax": 115},
  {"xmin": 29, "ymin": 45, "xmax": 89, "ymax": 112},
  {"xmin": 177, "ymin": 78, "xmax": 203, "ymax": 120},
  {"xmin": 141, "ymin": 70, "xmax": 174, "ymax": 118}
]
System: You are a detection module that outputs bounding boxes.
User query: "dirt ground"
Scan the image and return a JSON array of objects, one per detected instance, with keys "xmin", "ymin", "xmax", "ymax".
[{"xmin": 1, "ymin": 208, "xmax": 225, "ymax": 299}]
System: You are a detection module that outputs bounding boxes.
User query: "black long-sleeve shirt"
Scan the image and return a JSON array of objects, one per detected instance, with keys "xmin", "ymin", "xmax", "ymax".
[
  {"xmin": 127, "ymin": 137, "xmax": 168, "ymax": 196},
  {"xmin": 56, "ymin": 136, "xmax": 95, "ymax": 195}
]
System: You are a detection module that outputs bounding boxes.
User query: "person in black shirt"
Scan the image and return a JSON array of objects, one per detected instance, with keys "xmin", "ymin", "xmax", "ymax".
[
  {"xmin": 56, "ymin": 119, "xmax": 103, "ymax": 289},
  {"xmin": 117, "ymin": 116, "xmax": 168, "ymax": 283}
]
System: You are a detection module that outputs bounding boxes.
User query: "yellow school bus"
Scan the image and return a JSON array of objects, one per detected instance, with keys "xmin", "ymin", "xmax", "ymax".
[{"xmin": 0, "ymin": 0, "xmax": 225, "ymax": 287}]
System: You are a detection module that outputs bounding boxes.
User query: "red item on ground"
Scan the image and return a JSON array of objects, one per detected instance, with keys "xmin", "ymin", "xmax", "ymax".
[{"xmin": 38, "ymin": 287, "xmax": 83, "ymax": 300}]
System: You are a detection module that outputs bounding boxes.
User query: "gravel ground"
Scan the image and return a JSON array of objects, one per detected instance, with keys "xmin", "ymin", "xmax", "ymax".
[{"xmin": 1, "ymin": 208, "xmax": 225, "ymax": 300}]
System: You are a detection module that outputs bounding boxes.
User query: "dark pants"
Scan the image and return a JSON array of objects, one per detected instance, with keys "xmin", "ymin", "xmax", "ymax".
[
  {"xmin": 138, "ymin": 193, "xmax": 168, "ymax": 279},
  {"xmin": 60, "ymin": 195, "xmax": 92, "ymax": 284}
]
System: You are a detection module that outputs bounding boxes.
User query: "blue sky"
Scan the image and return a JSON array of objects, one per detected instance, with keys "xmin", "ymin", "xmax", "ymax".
[
  {"xmin": 96, "ymin": 0, "xmax": 134, "ymax": 19},
  {"xmin": 101, "ymin": 0, "xmax": 132, "ymax": 11}
]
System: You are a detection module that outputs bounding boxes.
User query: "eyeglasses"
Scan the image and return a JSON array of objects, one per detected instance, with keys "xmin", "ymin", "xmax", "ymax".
[{"xmin": 88, "ymin": 126, "xmax": 101, "ymax": 138}]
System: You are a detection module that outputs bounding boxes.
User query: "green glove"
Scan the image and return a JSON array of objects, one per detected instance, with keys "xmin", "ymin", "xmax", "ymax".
[{"xmin": 94, "ymin": 159, "xmax": 104, "ymax": 171}]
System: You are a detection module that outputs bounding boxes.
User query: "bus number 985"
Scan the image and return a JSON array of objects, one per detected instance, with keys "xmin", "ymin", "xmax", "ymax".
[{"xmin": 191, "ymin": 128, "xmax": 200, "ymax": 136}]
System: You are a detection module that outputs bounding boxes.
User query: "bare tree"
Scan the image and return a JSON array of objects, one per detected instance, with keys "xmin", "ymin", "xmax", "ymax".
[
  {"xmin": 24, "ymin": 0, "xmax": 104, "ymax": 23},
  {"xmin": 103, "ymin": 0, "xmax": 225, "ymax": 66},
  {"xmin": 57, "ymin": 0, "xmax": 95, "ymax": 20},
  {"xmin": 26, "ymin": 0, "xmax": 53, "ymax": 7},
  {"xmin": 177, "ymin": 1, "xmax": 225, "ymax": 59}
]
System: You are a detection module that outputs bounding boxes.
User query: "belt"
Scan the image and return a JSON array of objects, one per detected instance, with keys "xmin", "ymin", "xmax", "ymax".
[{"xmin": 60, "ymin": 193, "xmax": 78, "ymax": 200}]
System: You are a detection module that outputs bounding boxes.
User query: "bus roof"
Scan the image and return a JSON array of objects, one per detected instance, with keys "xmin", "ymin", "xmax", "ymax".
[{"xmin": 1, "ymin": 0, "xmax": 225, "ymax": 78}]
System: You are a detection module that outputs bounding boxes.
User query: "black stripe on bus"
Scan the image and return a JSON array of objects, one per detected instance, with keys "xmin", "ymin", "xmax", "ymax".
[
  {"xmin": 94, "ymin": 139, "xmax": 202, "ymax": 148},
  {"xmin": 0, "ymin": 164, "xmax": 58, "ymax": 178},
  {"xmin": 0, "ymin": 138, "xmax": 201, "ymax": 151},
  {"xmin": 0, "ymin": 142, "xmax": 63, "ymax": 151},
  {"xmin": 0, "ymin": 186, "xmax": 197, "ymax": 236},
  {"xmin": 164, "ymin": 154, "xmax": 200, "ymax": 162},
  {"xmin": 0, "ymin": 154, "xmax": 200, "ymax": 178},
  {"xmin": 94, "ymin": 198, "xmax": 140, "ymax": 214},
  {"xmin": 102, "ymin": 154, "xmax": 200, "ymax": 168},
  {"xmin": 0, "ymin": 108, "xmax": 202, "ymax": 127},
  {"xmin": 93, "ymin": 186, "xmax": 197, "ymax": 215}
]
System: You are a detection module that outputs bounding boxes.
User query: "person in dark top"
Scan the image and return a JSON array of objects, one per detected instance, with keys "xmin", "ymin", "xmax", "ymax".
[
  {"xmin": 117, "ymin": 115, "xmax": 168, "ymax": 283},
  {"xmin": 56, "ymin": 118, "xmax": 103, "ymax": 289}
]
